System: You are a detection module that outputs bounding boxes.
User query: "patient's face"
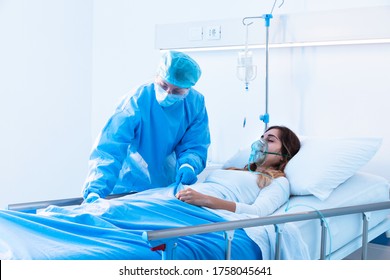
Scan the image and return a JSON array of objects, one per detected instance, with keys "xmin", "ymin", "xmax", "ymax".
[{"xmin": 262, "ymin": 128, "xmax": 283, "ymax": 168}]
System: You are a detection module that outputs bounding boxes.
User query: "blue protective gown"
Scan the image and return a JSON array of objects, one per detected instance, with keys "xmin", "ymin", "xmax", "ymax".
[{"xmin": 83, "ymin": 83, "xmax": 210, "ymax": 198}]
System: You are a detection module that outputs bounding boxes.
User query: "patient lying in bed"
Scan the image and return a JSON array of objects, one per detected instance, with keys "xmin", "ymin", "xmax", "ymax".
[
  {"xmin": 177, "ymin": 169, "xmax": 289, "ymax": 216},
  {"xmin": 176, "ymin": 125, "xmax": 300, "ymax": 216},
  {"xmin": 0, "ymin": 126, "xmax": 309, "ymax": 260}
]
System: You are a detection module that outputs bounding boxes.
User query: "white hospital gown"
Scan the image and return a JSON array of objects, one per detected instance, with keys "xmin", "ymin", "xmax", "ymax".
[
  {"xmin": 177, "ymin": 169, "xmax": 310, "ymax": 259},
  {"xmin": 186, "ymin": 169, "xmax": 290, "ymax": 217}
]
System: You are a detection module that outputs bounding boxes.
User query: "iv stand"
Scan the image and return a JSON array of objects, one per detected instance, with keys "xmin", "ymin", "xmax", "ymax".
[{"xmin": 242, "ymin": 14, "xmax": 272, "ymax": 132}]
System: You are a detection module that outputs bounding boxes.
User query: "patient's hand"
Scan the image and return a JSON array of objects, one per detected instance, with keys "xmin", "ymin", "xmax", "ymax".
[
  {"xmin": 176, "ymin": 188, "xmax": 236, "ymax": 212},
  {"xmin": 176, "ymin": 188, "xmax": 209, "ymax": 207}
]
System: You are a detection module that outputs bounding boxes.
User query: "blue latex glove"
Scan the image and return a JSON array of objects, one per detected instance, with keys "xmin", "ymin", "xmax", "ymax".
[
  {"xmin": 83, "ymin": 192, "xmax": 100, "ymax": 204},
  {"xmin": 175, "ymin": 166, "xmax": 197, "ymax": 185}
]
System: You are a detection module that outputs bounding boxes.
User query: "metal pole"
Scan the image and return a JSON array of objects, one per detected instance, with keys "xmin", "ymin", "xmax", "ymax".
[
  {"xmin": 320, "ymin": 219, "xmax": 328, "ymax": 260},
  {"xmin": 259, "ymin": 14, "xmax": 272, "ymax": 132},
  {"xmin": 361, "ymin": 213, "xmax": 370, "ymax": 260},
  {"xmin": 144, "ymin": 201, "xmax": 390, "ymax": 241},
  {"xmin": 224, "ymin": 230, "xmax": 234, "ymax": 260},
  {"xmin": 274, "ymin": 224, "xmax": 282, "ymax": 260},
  {"xmin": 264, "ymin": 18, "xmax": 270, "ymax": 131}
]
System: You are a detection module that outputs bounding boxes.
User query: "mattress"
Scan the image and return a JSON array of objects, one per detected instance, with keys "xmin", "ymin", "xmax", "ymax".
[{"xmin": 272, "ymin": 171, "xmax": 390, "ymax": 259}]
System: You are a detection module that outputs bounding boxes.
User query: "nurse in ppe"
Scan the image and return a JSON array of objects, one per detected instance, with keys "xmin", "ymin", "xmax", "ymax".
[{"xmin": 83, "ymin": 51, "xmax": 210, "ymax": 203}]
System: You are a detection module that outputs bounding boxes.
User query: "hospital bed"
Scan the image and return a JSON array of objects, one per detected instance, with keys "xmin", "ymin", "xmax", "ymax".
[
  {"xmin": 3, "ymin": 137, "xmax": 390, "ymax": 260},
  {"xmin": 142, "ymin": 171, "xmax": 390, "ymax": 260}
]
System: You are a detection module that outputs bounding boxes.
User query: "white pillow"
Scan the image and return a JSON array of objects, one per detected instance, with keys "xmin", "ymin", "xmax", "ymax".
[
  {"xmin": 222, "ymin": 137, "xmax": 382, "ymax": 201},
  {"xmin": 285, "ymin": 137, "xmax": 382, "ymax": 200},
  {"xmin": 222, "ymin": 147, "xmax": 251, "ymax": 169}
]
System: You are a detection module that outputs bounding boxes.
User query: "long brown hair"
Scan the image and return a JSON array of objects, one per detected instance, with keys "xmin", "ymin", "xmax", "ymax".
[
  {"xmin": 266, "ymin": 125, "xmax": 301, "ymax": 171},
  {"xmin": 228, "ymin": 125, "xmax": 301, "ymax": 188}
]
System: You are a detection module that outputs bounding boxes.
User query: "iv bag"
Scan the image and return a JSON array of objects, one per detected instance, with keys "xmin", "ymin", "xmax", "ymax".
[{"xmin": 236, "ymin": 51, "xmax": 257, "ymax": 84}]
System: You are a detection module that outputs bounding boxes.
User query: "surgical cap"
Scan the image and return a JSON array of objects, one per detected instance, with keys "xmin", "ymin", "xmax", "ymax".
[{"xmin": 157, "ymin": 51, "xmax": 201, "ymax": 88}]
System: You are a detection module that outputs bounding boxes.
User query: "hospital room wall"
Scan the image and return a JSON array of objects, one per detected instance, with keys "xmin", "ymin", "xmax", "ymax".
[
  {"xmin": 0, "ymin": 0, "xmax": 94, "ymax": 209},
  {"xmin": 91, "ymin": 0, "xmax": 390, "ymax": 179},
  {"xmin": 0, "ymin": 0, "xmax": 389, "ymax": 209},
  {"xmin": 188, "ymin": 43, "xmax": 390, "ymax": 179}
]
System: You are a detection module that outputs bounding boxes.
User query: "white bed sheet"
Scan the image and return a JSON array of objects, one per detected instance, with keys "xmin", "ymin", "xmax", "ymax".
[{"xmin": 272, "ymin": 171, "xmax": 390, "ymax": 259}]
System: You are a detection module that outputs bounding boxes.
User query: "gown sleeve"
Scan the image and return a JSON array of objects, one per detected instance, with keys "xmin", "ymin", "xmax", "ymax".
[
  {"xmin": 82, "ymin": 95, "xmax": 140, "ymax": 199},
  {"xmin": 235, "ymin": 177, "xmax": 290, "ymax": 216}
]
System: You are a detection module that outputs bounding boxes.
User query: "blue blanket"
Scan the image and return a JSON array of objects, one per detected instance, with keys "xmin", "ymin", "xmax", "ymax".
[{"xmin": 0, "ymin": 186, "xmax": 261, "ymax": 260}]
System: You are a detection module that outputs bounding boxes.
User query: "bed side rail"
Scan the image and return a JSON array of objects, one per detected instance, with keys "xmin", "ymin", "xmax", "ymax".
[
  {"xmin": 143, "ymin": 201, "xmax": 390, "ymax": 260},
  {"xmin": 6, "ymin": 192, "xmax": 136, "ymax": 213}
]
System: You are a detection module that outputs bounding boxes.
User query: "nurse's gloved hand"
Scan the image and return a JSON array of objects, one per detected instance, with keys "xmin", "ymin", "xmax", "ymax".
[
  {"xmin": 176, "ymin": 165, "xmax": 197, "ymax": 185},
  {"xmin": 84, "ymin": 193, "xmax": 100, "ymax": 204}
]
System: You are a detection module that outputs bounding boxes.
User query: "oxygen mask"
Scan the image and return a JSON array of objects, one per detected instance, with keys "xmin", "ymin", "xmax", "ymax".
[{"xmin": 248, "ymin": 139, "xmax": 268, "ymax": 166}]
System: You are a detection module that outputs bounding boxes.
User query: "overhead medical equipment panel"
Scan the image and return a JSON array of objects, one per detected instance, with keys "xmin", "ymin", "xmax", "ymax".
[{"xmin": 155, "ymin": 6, "xmax": 390, "ymax": 50}]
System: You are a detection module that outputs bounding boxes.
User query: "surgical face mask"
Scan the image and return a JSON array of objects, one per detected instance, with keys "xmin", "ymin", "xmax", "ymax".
[
  {"xmin": 155, "ymin": 83, "xmax": 187, "ymax": 107},
  {"xmin": 248, "ymin": 139, "xmax": 269, "ymax": 166},
  {"xmin": 155, "ymin": 83, "xmax": 168, "ymax": 102}
]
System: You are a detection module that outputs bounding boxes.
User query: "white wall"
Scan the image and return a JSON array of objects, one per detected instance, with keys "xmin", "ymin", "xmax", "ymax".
[
  {"xmin": 0, "ymin": 0, "xmax": 93, "ymax": 208},
  {"xmin": 91, "ymin": 0, "xmax": 390, "ymax": 179},
  {"xmin": 1, "ymin": 0, "xmax": 389, "ymax": 208}
]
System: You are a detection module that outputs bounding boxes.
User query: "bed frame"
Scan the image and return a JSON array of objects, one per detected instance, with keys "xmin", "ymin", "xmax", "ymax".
[
  {"xmin": 7, "ymin": 192, "xmax": 135, "ymax": 214},
  {"xmin": 144, "ymin": 201, "xmax": 390, "ymax": 260},
  {"xmin": 7, "ymin": 195, "xmax": 390, "ymax": 260}
]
